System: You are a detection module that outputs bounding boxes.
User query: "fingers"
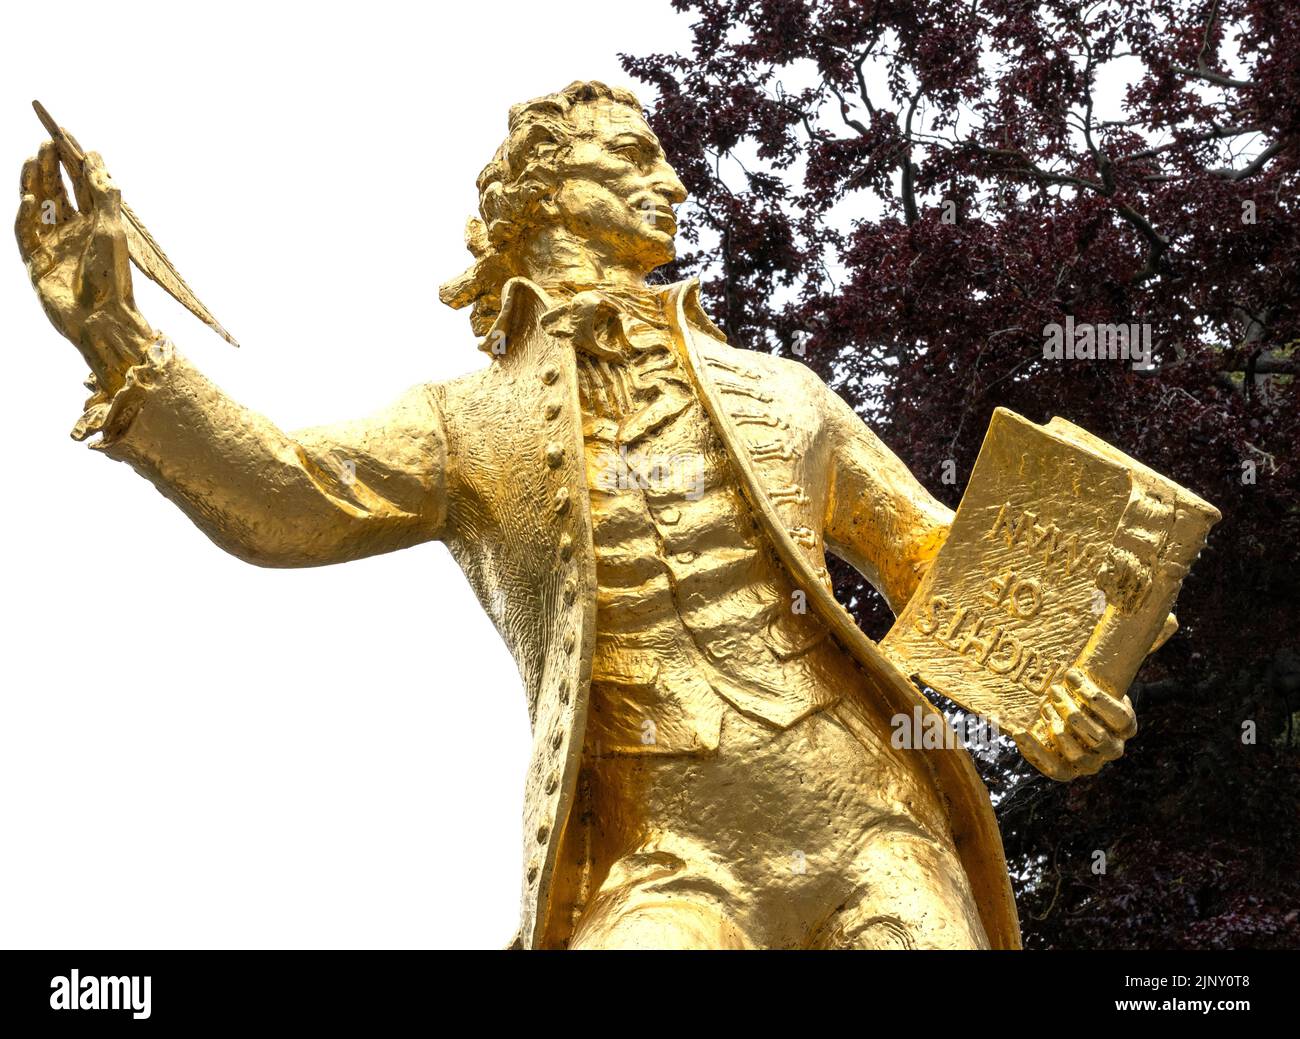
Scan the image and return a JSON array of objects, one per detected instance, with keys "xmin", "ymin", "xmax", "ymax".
[
  {"xmin": 15, "ymin": 156, "xmax": 42, "ymax": 260},
  {"xmin": 16, "ymin": 139, "xmax": 80, "ymax": 269},
  {"xmin": 1018, "ymin": 702, "xmax": 1113, "ymax": 781},
  {"xmin": 1043, "ymin": 699, "xmax": 1107, "ymax": 774},
  {"xmin": 1014, "ymin": 728, "xmax": 1076, "ymax": 781},
  {"xmin": 62, "ymin": 139, "xmax": 94, "ymax": 212},
  {"xmin": 1049, "ymin": 694, "xmax": 1123, "ymax": 768},
  {"xmin": 1051, "ymin": 684, "xmax": 1121, "ymax": 753},
  {"xmin": 37, "ymin": 141, "xmax": 75, "ymax": 222},
  {"xmin": 1059, "ymin": 692, "xmax": 1108, "ymax": 746},
  {"xmin": 1018, "ymin": 668, "xmax": 1138, "ymax": 780},
  {"xmin": 1064, "ymin": 667, "xmax": 1138, "ymax": 739}
]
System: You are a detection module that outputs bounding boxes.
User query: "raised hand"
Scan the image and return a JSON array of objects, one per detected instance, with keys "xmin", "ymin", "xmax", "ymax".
[{"xmin": 16, "ymin": 141, "xmax": 153, "ymax": 395}]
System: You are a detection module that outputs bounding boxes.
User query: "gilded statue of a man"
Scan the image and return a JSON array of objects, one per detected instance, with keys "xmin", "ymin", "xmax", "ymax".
[{"xmin": 18, "ymin": 81, "xmax": 1151, "ymax": 950}]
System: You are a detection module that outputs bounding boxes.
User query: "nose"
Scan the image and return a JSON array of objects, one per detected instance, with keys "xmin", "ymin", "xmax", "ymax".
[{"xmin": 653, "ymin": 165, "xmax": 687, "ymax": 206}]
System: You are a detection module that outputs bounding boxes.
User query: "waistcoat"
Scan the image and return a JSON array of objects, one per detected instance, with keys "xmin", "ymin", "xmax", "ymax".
[{"xmin": 566, "ymin": 286, "xmax": 841, "ymax": 755}]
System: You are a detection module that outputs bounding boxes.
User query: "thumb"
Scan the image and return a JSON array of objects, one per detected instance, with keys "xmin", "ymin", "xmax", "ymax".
[
  {"xmin": 79, "ymin": 151, "xmax": 134, "ymax": 308},
  {"xmin": 83, "ymin": 152, "xmax": 122, "ymax": 217}
]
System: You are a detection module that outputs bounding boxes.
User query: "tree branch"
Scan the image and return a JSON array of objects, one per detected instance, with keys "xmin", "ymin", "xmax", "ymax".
[
  {"xmin": 1171, "ymin": 0, "xmax": 1253, "ymax": 90},
  {"xmin": 1122, "ymin": 124, "xmax": 1266, "ymax": 162},
  {"xmin": 900, "ymin": 91, "xmax": 922, "ymax": 225},
  {"xmin": 1212, "ymin": 138, "xmax": 1285, "ymax": 180}
]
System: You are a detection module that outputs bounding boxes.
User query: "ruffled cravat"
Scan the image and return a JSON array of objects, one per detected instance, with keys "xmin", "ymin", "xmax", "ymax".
[{"xmin": 541, "ymin": 285, "xmax": 695, "ymax": 443}]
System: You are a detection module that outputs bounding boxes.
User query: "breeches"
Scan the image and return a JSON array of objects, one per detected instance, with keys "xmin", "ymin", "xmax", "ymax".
[{"xmin": 568, "ymin": 693, "xmax": 990, "ymax": 950}]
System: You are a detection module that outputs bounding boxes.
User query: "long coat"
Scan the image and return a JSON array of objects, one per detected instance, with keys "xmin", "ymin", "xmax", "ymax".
[{"xmin": 87, "ymin": 276, "xmax": 1021, "ymax": 950}]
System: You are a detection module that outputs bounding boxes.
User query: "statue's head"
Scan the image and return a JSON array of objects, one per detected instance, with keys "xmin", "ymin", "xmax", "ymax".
[{"xmin": 440, "ymin": 81, "xmax": 688, "ymax": 335}]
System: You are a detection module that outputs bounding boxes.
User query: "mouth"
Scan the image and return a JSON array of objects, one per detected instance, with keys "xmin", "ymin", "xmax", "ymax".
[
  {"xmin": 653, "ymin": 211, "xmax": 677, "ymax": 234},
  {"xmin": 637, "ymin": 202, "xmax": 677, "ymax": 234}
]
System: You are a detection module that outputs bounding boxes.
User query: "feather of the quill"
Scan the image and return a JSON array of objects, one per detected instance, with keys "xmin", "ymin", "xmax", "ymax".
[{"xmin": 120, "ymin": 201, "xmax": 240, "ymax": 347}]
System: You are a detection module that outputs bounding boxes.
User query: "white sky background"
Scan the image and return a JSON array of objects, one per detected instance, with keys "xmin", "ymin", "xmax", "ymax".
[{"xmin": 0, "ymin": 0, "xmax": 692, "ymax": 949}]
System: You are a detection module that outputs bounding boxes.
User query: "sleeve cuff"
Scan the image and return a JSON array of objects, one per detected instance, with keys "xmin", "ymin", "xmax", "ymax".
[{"xmin": 71, "ymin": 342, "xmax": 171, "ymax": 447}]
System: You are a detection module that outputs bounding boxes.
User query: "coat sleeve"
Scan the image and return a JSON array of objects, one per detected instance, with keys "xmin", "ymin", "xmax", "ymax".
[
  {"xmin": 819, "ymin": 382, "xmax": 953, "ymax": 615},
  {"xmin": 75, "ymin": 348, "xmax": 449, "ymax": 568}
]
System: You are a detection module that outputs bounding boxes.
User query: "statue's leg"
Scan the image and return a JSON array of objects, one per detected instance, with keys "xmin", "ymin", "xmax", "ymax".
[
  {"xmin": 568, "ymin": 850, "xmax": 754, "ymax": 950},
  {"xmin": 569, "ymin": 897, "xmax": 751, "ymax": 950},
  {"xmin": 808, "ymin": 826, "xmax": 990, "ymax": 950}
]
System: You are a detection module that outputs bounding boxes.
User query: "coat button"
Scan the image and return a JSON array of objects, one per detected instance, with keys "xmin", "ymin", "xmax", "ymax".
[
  {"xmin": 544, "ymin": 401, "xmax": 561, "ymax": 420},
  {"xmin": 541, "ymin": 365, "xmax": 559, "ymax": 384},
  {"xmin": 551, "ymin": 726, "xmax": 564, "ymax": 750},
  {"xmin": 563, "ymin": 578, "xmax": 576, "ymax": 604},
  {"xmin": 527, "ymin": 863, "xmax": 539, "ymax": 885},
  {"xmin": 559, "ymin": 533, "xmax": 573, "ymax": 560},
  {"xmin": 545, "ymin": 442, "xmax": 564, "ymax": 468},
  {"xmin": 537, "ymin": 823, "xmax": 550, "ymax": 844},
  {"xmin": 553, "ymin": 488, "xmax": 570, "ymax": 514},
  {"xmin": 545, "ymin": 771, "xmax": 559, "ymax": 795}
]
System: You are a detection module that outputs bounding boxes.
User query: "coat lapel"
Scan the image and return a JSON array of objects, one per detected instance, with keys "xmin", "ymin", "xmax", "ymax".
[{"xmin": 477, "ymin": 277, "xmax": 597, "ymax": 949}]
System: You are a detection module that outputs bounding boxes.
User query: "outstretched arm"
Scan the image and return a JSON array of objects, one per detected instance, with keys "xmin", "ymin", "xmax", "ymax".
[
  {"xmin": 82, "ymin": 351, "xmax": 447, "ymax": 567},
  {"xmin": 17, "ymin": 140, "xmax": 447, "ymax": 568}
]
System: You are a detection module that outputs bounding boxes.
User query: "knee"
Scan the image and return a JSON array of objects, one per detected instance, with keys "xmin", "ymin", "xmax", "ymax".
[
  {"xmin": 571, "ymin": 897, "xmax": 752, "ymax": 950},
  {"xmin": 812, "ymin": 831, "xmax": 989, "ymax": 950}
]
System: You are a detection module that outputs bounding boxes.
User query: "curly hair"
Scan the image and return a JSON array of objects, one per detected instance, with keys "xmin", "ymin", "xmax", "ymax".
[{"xmin": 438, "ymin": 80, "xmax": 646, "ymax": 338}]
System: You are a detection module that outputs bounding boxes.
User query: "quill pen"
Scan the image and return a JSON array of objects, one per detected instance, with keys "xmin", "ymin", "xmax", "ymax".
[{"xmin": 33, "ymin": 100, "xmax": 239, "ymax": 348}]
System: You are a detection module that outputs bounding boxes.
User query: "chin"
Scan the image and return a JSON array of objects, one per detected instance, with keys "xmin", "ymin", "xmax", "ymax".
[{"xmin": 640, "ymin": 234, "xmax": 678, "ymax": 270}]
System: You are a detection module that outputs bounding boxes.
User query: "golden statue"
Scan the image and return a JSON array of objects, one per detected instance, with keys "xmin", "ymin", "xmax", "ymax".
[{"xmin": 16, "ymin": 82, "xmax": 1219, "ymax": 950}]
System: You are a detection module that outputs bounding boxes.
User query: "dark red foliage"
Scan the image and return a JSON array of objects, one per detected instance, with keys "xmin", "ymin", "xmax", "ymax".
[{"xmin": 624, "ymin": 0, "xmax": 1300, "ymax": 949}]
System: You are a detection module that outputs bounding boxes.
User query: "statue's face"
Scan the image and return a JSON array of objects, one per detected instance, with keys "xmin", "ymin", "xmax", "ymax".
[{"xmin": 549, "ymin": 101, "xmax": 688, "ymax": 276}]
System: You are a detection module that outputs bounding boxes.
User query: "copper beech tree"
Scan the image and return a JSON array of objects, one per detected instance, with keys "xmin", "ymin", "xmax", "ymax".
[{"xmin": 624, "ymin": 0, "xmax": 1299, "ymax": 948}]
